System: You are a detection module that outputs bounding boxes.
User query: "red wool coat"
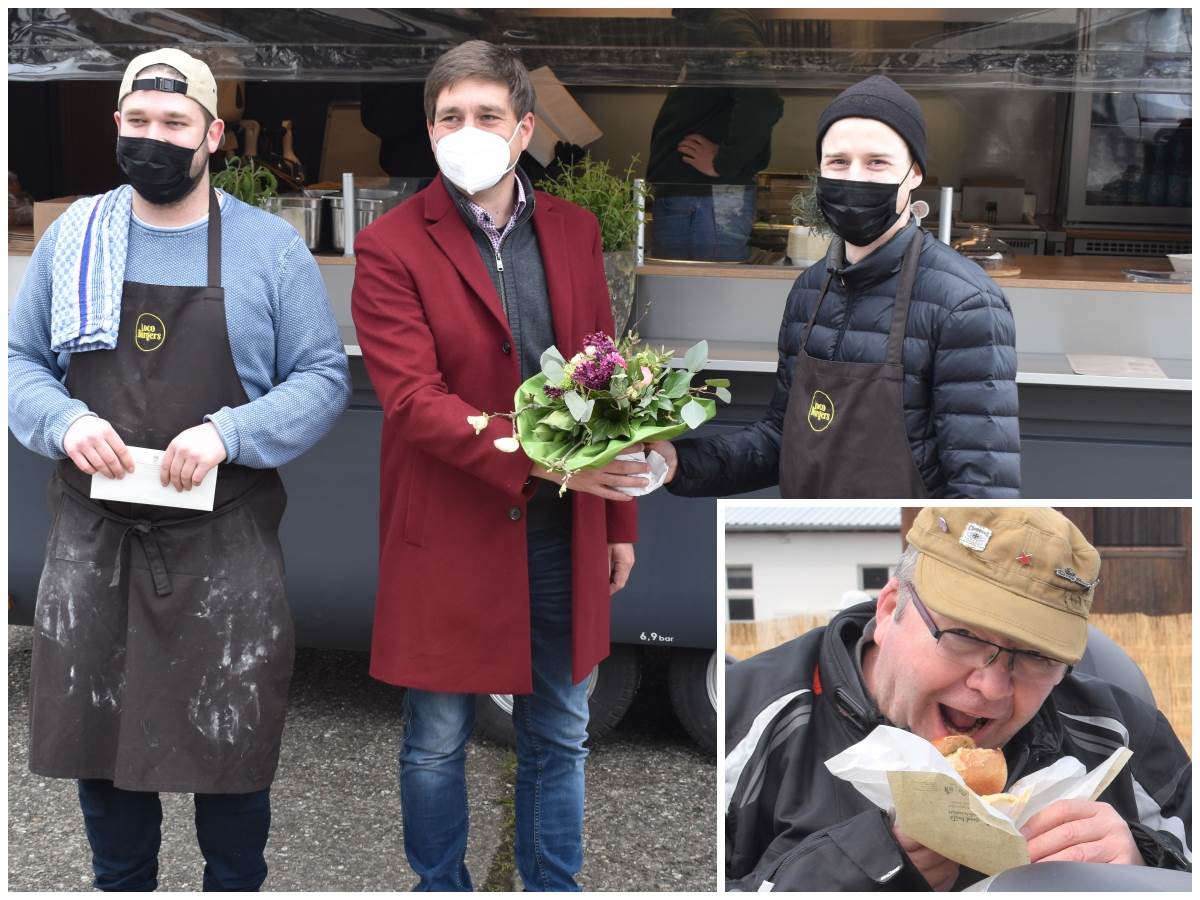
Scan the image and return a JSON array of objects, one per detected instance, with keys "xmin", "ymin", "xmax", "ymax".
[{"xmin": 350, "ymin": 175, "xmax": 638, "ymax": 694}]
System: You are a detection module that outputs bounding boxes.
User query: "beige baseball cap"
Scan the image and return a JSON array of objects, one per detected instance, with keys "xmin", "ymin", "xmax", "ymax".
[
  {"xmin": 118, "ymin": 48, "xmax": 219, "ymax": 120},
  {"xmin": 906, "ymin": 508, "xmax": 1101, "ymax": 664}
]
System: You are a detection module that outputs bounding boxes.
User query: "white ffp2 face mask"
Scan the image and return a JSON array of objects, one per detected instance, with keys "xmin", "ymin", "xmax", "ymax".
[{"xmin": 433, "ymin": 122, "xmax": 522, "ymax": 195}]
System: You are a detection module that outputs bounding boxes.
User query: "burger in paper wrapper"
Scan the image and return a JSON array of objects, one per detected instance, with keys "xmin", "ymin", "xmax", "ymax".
[
  {"xmin": 933, "ymin": 734, "xmax": 1032, "ymax": 817},
  {"xmin": 934, "ymin": 734, "xmax": 1007, "ymax": 796}
]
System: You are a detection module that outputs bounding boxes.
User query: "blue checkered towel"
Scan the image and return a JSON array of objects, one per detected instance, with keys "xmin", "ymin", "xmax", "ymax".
[{"xmin": 50, "ymin": 185, "xmax": 132, "ymax": 353}]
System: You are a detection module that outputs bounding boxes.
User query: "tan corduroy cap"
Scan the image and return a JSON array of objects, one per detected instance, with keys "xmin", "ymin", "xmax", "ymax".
[
  {"xmin": 118, "ymin": 48, "xmax": 219, "ymax": 120},
  {"xmin": 906, "ymin": 508, "xmax": 1100, "ymax": 664}
]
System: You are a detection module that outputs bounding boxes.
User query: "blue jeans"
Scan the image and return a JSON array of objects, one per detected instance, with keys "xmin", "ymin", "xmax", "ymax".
[
  {"xmin": 76, "ymin": 779, "xmax": 271, "ymax": 891},
  {"xmin": 651, "ymin": 186, "xmax": 757, "ymax": 262},
  {"xmin": 398, "ymin": 527, "xmax": 589, "ymax": 891}
]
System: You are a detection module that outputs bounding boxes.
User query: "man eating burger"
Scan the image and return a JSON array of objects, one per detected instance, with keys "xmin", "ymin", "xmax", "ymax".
[{"xmin": 725, "ymin": 507, "xmax": 1191, "ymax": 891}]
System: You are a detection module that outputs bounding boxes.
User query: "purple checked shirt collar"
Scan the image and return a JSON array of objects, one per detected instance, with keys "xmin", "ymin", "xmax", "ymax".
[{"xmin": 466, "ymin": 175, "xmax": 526, "ymax": 255}]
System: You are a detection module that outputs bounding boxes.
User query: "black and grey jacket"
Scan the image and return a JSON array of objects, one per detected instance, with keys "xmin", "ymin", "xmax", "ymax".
[
  {"xmin": 725, "ymin": 603, "xmax": 1192, "ymax": 891},
  {"xmin": 669, "ymin": 222, "xmax": 1021, "ymax": 498}
]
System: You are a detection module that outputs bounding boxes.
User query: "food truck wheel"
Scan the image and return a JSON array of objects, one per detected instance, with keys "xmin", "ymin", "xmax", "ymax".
[
  {"xmin": 475, "ymin": 644, "xmax": 642, "ymax": 747},
  {"xmin": 668, "ymin": 648, "xmax": 718, "ymax": 755}
]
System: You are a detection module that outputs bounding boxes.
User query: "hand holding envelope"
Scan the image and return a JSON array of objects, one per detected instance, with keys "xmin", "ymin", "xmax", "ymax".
[
  {"xmin": 91, "ymin": 445, "xmax": 219, "ymax": 512},
  {"xmin": 63, "ymin": 415, "xmax": 135, "ymax": 480},
  {"xmin": 825, "ymin": 725, "xmax": 1133, "ymax": 876}
]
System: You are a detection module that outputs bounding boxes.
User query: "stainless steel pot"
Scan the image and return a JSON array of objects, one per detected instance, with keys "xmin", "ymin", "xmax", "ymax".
[
  {"xmin": 262, "ymin": 195, "xmax": 323, "ymax": 250},
  {"xmin": 329, "ymin": 189, "xmax": 402, "ymax": 252}
]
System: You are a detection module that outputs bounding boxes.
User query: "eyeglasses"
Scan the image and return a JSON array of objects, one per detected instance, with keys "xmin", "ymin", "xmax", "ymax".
[{"xmin": 906, "ymin": 583, "xmax": 1072, "ymax": 686}]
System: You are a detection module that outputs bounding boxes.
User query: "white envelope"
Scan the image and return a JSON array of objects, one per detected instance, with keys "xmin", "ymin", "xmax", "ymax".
[{"xmin": 90, "ymin": 445, "xmax": 218, "ymax": 512}]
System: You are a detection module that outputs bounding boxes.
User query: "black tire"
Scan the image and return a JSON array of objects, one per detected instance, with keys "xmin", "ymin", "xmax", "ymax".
[
  {"xmin": 474, "ymin": 644, "xmax": 643, "ymax": 747},
  {"xmin": 668, "ymin": 648, "xmax": 718, "ymax": 755}
]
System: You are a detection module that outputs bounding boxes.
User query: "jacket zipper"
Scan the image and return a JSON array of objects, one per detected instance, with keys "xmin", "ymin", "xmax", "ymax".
[
  {"xmin": 832, "ymin": 277, "xmax": 855, "ymax": 358},
  {"xmin": 492, "ymin": 200, "xmax": 527, "ymax": 316},
  {"xmin": 494, "ymin": 246, "xmax": 507, "ymax": 315}
]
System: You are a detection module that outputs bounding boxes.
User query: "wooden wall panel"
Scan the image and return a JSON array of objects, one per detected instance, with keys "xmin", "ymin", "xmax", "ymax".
[{"xmin": 898, "ymin": 507, "xmax": 1189, "ymax": 616}]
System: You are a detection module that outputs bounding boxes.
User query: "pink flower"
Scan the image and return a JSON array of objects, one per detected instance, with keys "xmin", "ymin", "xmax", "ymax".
[{"xmin": 638, "ymin": 366, "xmax": 653, "ymax": 387}]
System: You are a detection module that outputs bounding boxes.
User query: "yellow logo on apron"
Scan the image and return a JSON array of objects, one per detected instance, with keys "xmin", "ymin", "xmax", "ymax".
[
  {"xmin": 134, "ymin": 313, "xmax": 166, "ymax": 352},
  {"xmin": 807, "ymin": 390, "xmax": 835, "ymax": 432}
]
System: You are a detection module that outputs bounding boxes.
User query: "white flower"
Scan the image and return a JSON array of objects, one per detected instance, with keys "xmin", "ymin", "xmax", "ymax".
[
  {"xmin": 493, "ymin": 436, "xmax": 521, "ymax": 453},
  {"xmin": 467, "ymin": 414, "xmax": 490, "ymax": 434},
  {"xmin": 584, "ymin": 345, "xmax": 598, "ymax": 357}
]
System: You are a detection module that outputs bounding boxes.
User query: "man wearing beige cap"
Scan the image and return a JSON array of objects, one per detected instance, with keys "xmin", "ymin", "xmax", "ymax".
[
  {"xmin": 9, "ymin": 48, "xmax": 350, "ymax": 889},
  {"xmin": 725, "ymin": 508, "xmax": 1190, "ymax": 891}
]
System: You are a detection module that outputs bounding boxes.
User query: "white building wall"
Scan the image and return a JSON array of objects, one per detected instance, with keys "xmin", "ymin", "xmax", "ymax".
[{"xmin": 724, "ymin": 530, "xmax": 902, "ymax": 622}]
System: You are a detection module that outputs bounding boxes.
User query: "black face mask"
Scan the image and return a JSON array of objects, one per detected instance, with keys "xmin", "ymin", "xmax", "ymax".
[
  {"xmin": 816, "ymin": 164, "xmax": 914, "ymax": 248},
  {"xmin": 115, "ymin": 135, "xmax": 206, "ymax": 205}
]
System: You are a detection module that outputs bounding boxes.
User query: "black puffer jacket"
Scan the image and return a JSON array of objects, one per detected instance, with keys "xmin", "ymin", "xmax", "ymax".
[
  {"xmin": 725, "ymin": 604, "xmax": 1192, "ymax": 891},
  {"xmin": 669, "ymin": 222, "xmax": 1020, "ymax": 498}
]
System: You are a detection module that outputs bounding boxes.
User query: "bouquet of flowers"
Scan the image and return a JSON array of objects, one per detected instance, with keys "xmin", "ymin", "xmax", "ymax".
[{"xmin": 468, "ymin": 332, "xmax": 730, "ymax": 494}]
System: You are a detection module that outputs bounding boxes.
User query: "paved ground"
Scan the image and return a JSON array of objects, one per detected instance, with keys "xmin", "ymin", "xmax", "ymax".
[{"xmin": 8, "ymin": 626, "xmax": 716, "ymax": 891}]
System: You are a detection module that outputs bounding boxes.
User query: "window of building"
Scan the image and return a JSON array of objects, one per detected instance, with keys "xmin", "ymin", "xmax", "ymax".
[
  {"xmin": 859, "ymin": 565, "xmax": 893, "ymax": 595},
  {"xmin": 727, "ymin": 565, "xmax": 754, "ymax": 591},
  {"xmin": 728, "ymin": 597, "xmax": 755, "ymax": 621},
  {"xmin": 726, "ymin": 565, "xmax": 755, "ymax": 620}
]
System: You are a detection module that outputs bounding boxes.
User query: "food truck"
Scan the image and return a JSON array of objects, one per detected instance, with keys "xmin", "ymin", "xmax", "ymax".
[{"xmin": 7, "ymin": 8, "xmax": 1192, "ymax": 751}]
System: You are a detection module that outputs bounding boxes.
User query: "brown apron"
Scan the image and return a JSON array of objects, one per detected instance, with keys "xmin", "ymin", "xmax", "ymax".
[
  {"xmin": 28, "ymin": 189, "xmax": 295, "ymax": 794},
  {"xmin": 779, "ymin": 229, "xmax": 929, "ymax": 499}
]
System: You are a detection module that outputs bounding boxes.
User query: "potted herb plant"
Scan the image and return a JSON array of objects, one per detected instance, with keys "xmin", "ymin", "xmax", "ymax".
[
  {"xmin": 538, "ymin": 155, "xmax": 650, "ymax": 336},
  {"xmin": 210, "ymin": 156, "xmax": 278, "ymax": 208},
  {"xmin": 788, "ymin": 172, "xmax": 833, "ymax": 267}
]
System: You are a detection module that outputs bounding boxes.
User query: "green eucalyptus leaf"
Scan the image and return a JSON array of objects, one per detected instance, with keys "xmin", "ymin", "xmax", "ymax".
[
  {"xmin": 665, "ymin": 371, "xmax": 692, "ymax": 399},
  {"xmin": 564, "ymin": 391, "xmax": 587, "ymax": 421},
  {"xmin": 716, "ymin": 387, "xmax": 732, "ymax": 404},
  {"xmin": 681, "ymin": 399, "xmax": 708, "ymax": 430},
  {"xmin": 684, "ymin": 340, "xmax": 709, "ymax": 373},
  {"xmin": 540, "ymin": 346, "xmax": 567, "ymax": 382}
]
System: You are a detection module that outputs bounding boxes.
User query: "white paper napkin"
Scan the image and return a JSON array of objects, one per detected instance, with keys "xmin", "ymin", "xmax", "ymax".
[{"xmin": 615, "ymin": 449, "xmax": 669, "ymax": 496}]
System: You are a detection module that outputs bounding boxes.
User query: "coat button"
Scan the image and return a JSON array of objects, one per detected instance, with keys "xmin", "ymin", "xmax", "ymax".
[
  {"xmin": 501, "ymin": 341, "xmax": 512, "ymax": 355},
  {"xmin": 509, "ymin": 506, "xmax": 522, "ymax": 521}
]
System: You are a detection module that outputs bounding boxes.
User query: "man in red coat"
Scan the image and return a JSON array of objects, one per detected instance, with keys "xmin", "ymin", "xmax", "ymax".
[{"xmin": 350, "ymin": 40, "xmax": 646, "ymax": 891}]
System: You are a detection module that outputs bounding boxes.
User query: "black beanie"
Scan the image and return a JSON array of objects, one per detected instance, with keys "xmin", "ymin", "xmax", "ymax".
[{"xmin": 815, "ymin": 75, "xmax": 927, "ymax": 175}]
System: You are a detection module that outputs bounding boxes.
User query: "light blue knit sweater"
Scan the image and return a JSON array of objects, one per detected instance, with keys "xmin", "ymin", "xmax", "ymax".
[{"xmin": 9, "ymin": 191, "xmax": 351, "ymax": 468}]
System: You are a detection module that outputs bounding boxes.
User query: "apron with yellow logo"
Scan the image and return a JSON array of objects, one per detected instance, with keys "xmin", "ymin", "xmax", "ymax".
[
  {"xmin": 28, "ymin": 189, "xmax": 295, "ymax": 794},
  {"xmin": 779, "ymin": 229, "xmax": 929, "ymax": 499}
]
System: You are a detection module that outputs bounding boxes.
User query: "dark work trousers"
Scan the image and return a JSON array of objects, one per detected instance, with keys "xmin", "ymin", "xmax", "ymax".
[{"xmin": 77, "ymin": 779, "xmax": 271, "ymax": 891}]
